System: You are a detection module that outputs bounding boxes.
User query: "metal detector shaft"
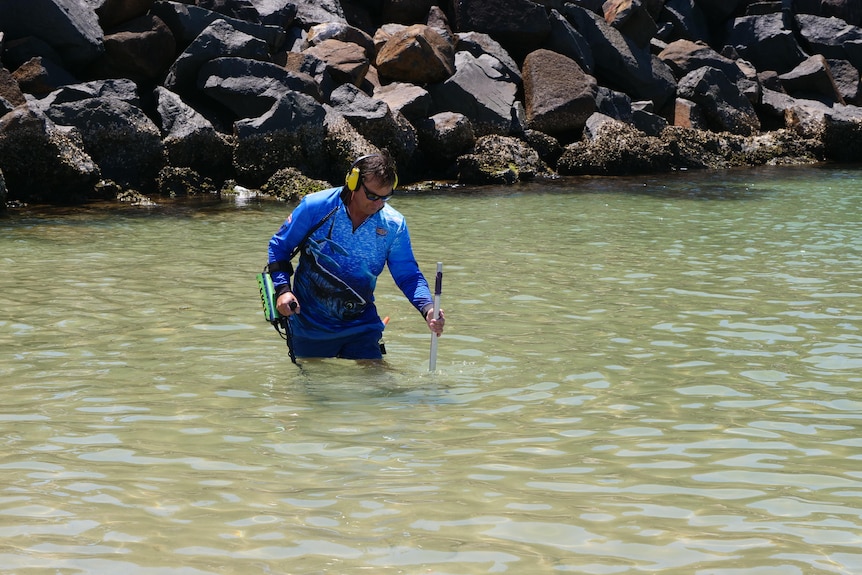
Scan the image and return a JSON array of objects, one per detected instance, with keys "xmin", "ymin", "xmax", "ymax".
[{"xmin": 428, "ymin": 262, "xmax": 443, "ymax": 371}]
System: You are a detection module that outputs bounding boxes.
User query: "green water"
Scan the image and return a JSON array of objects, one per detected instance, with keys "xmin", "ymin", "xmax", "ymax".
[{"xmin": 1, "ymin": 165, "xmax": 861, "ymax": 574}]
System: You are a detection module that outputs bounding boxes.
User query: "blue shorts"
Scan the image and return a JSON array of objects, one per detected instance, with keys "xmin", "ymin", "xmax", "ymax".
[{"xmin": 290, "ymin": 328, "xmax": 384, "ymax": 360}]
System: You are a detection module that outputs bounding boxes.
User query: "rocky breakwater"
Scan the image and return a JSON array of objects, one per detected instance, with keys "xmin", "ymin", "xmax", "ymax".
[{"xmin": 1, "ymin": 0, "xmax": 862, "ymax": 210}]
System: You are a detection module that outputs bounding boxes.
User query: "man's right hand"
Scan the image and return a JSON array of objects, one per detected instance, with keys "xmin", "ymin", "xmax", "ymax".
[{"xmin": 276, "ymin": 292, "xmax": 300, "ymax": 316}]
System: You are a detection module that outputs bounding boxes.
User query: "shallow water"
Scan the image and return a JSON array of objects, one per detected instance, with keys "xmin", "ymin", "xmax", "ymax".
[{"xmin": 1, "ymin": 165, "xmax": 861, "ymax": 574}]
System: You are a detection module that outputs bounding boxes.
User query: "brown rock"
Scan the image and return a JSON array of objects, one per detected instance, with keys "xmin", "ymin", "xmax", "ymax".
[
  {"xmin": 603, "ymin": 0, "xmax": 658, "ymax": 48},
  {"xmin": 673, "ymin": 97, "xmax": 708, "ymax": 130},
  {"xmin": 303, "ymin": 38, "xmax": 369, "ymax": 87},
  {"xmin": 522, "ymin": 49, "xmax": 597, "ymax": 136},
  {"xmin": 89, "ymin": 15, "xmax": 177, "ymax": 83},
  {"xmin": 375, "ymin": 24, "xmax": 454, "ymax": 84},
  {"xmin": 0, "ymin": 66, "xmax": 26, "ymax": 107}
]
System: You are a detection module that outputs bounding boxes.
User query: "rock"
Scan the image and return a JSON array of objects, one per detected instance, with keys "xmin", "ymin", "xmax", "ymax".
[
  {"xmin": 522, "ymin": 48, "xmax": 598, "ymax": 137},
  {"xmin": 455, "ymin": 31, "xmax": 521, "ymax": 82},
  {"xmin": 292, "ymin": 0, "xmax": 347, "ymax": 27},
  {"xmin": 373, "ymin": 82, "xmax": 432, "ymax": 123},
  {"xmin": 40, "ymin": 93, "xmax": 165, "ymax": 191},
  {"xmin": 632, "ymin": 106, "xmax": 668, "ymax": 135},
  {"xmin": 596, "ymin": 87, "xmax": 633, "ymax": 122},
  {"xmin": 96, "ymin": 0, "xmax": 155, "ymax": 30},
  {"xmin": 163, "ymin": 19, "xmax": 271, "ymax": 101},
  {"xmin": 426, "ymin": 5, "xmax": 456, "ymax": 46},
  {"xmin": 658, "ymin": 39, "xmax": 745, "ymax": 83},
  {"xmin": 0, "ymin": 0, "xmax": 104, "ymax": 72},
  {"xmin": 427, "ymin": 51, "xmax": 518, "ymax": 137},
  {"xmin": 328, "ymin": 83, "xmax": 418, "ymax": 172},
  {"xmin": 88, "ymin": 15, "xmax": 177, "ymax": 84},
  {"xmin": 12, "ymin": 57, "xmax": 79, "ymax": 97},
  {"xmin": 544, "ymin": 8, "xmax": 594, "ymax": 74},
  {"xmin": 449, "ymin": 0, "xmax": 552, "ymax": 60},
  {"xmin": 726, "ymin": 13, "xmax": 807, "ymax": 74},
  {"xmin": 154, "ymin": 86, "xmax": 234, "ymax": 179},
  {"xmin": 658, "ymin": 0, "xmax": 711, "ymax": 45},
  {"xmin": 827, "ymin": 58, "xmax": 862, "ymax": 104},
  {"xmin": 522, "ymin": 128, "xmax": 563, "ymax": 167},
  {"xmin": 32, "ymin": 78, "xmax": 141, "ymax": 109},
  {"xmin": 457, "ymin": 134, "xmax": 548, "ymax": 184},
  {"xmin": 779, "ymin": 55, "xmax": 845, "ymax": 104},
  {"xmin": 416, "ymin": 111, "xmax": 476, "ymax": 166},
  {"xmin": 794, "ymin": 0, "xmax": 861, "ymax": 26},
  {"xmin": 305, "ymin": 22, "xmax": 375, "ymax": 61},
  {"xmin": 0, "ymin": 66, "xmax": 27, "ymax": 106},
  {"xmin": 603, "ymin": 0, "xmax": 658, "ymax": 48},
  {"xmin": 259, "ymin": 166, "xmax": 330, "ymax": 202},
  {"xmin": 820, "ymin": 104, "xmax": 862, "ymax": 161},
  {"xmin": 233, "ymin": 90, "xmax": 327, "ymax": 185},
  {"xmin": 375, "ymin": 24, "xmax": 455, "ymax": 85},
  {"xmin": 558, "ymin": 116, "xmax": 672, "ymax": 174},
  {"xmin": 197, "ymin": 0, "xmax": 262, "ymax": 23},
  {"xmin": 150, "ymin": 1, "xmax": 285, "ymax": 52},
  {"xmin": 0, "ymin": 104, "xmax": 100, "ymax": 203},
  {"xmin": 199, "ymin": 57, "xmax": 322, "ymax": 119},
  {"xmin": 303, "ymin": 38, "xmax": 369, "ymax": 87},
  {"xmin": 281, "ymin": 51, "xmax": 338, "ymax": 101},
  {"xmin": 677, "ymin": 66, "xmax": 761, "ymax": 135},
  {"xmin": 795, "ymin": 13, "xmax": 862, "ymax": 71},
  {"xmin": 156, "ymin": 166, "xmax": 216, "ymax": 196},
  {"xmin": 673, "ymin": 97, "xmax": 709, "ymax": 130},
  {"xmin": 564, "ymin": 4, "xmax": 676, "ymax": 110},
  {"xmin": 245, "ymin": 0, "xmax": 297, "ymax": 28},
  {"xmin": 2, "ymin": 36, "xmax": 66, "ymax": 73}
]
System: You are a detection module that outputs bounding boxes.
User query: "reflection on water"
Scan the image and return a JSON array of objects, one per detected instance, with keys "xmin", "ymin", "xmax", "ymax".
[{"xmin": 1, "ymin": 165, "xmax": 862, "ymax": 574}]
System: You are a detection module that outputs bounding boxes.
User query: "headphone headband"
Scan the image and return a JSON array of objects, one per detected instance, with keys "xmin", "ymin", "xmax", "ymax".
[{"xmin": 344, "ymin": 153, "xmax": 397, "ymax": 191}]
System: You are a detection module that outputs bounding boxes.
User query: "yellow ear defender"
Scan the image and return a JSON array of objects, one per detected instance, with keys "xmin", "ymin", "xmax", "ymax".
[{"xmin": 344, "ymin": 154, "xmax": 398, "ymax": 191}]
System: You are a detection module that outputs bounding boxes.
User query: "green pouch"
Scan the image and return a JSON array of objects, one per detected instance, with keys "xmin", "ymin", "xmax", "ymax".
[{"xmin": 257, "ymin": 272, "xmax": 280, "ymax": 324}]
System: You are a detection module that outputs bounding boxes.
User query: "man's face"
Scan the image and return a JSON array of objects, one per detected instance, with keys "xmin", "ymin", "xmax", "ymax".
[{"xmin": 353, "ymin": 174, "xmax": 393, "ymax": 217}]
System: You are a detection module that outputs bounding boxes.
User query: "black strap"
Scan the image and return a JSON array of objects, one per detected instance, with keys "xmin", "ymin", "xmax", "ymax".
[{"xmin": 289, "ymin": 204, "xmax": 340, "ymax": 260}]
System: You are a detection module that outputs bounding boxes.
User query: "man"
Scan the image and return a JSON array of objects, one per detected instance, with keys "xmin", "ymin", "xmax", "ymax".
[{"xmin": 267, "ymin": 150, "xmax": 445, "ymax": 360}]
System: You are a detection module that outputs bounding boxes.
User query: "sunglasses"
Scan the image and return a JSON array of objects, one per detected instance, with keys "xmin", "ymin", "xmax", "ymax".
[{"xmin": 360, "ymin": 182, "xmax": 394, "ymax": 202}]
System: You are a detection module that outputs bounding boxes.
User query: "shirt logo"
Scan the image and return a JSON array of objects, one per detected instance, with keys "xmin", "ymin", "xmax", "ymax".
[{"xmin": 376, "ymin": 227, "xmax": 387, "ymax": 236}]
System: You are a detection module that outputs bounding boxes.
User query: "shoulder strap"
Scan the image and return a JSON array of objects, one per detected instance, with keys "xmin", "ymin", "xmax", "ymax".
[
  {"xmin": 288, "ymin": 204, "xmax": 340, "ymax": 260},
  {"xmin": 266, "ymin": 204, "xmax": 341, "ymax": 277}
]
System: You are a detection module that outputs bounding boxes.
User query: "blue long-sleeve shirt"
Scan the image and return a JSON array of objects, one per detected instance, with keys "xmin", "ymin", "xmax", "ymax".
[{"xmin": 268, "ymin": 187, "xmax": 433, "ymax": 339}]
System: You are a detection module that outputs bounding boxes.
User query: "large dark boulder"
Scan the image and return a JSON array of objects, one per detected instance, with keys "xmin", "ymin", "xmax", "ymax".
[
  {"xmin": 232, "ymin": 90, "xmax": 328, "ymax": 184},
  {"xmin": 457, "ymin": 134, "xmax": 549, "ymax": 184},
  {"xmin": 427, "ymin": 51, "xmax": 518, "ymax": 137},
  {"xmin": 0, "ymin": 0, "xmax": 104, "ymax": 72},
  {"xmin": 0, "ymin": 105, "xmax": 101, "ymax": 203},
  {"xmin": 558, "ymin": 114, "xmax": 672, "ymax": 175},
  {"xmin": 726, "ymin": 14, "xmax": 807, "ymax": 74},
  {"xmin": 150, "ymin": 0, "xmax": 285, "ymax": 52},
  {"xmin": 199, "ymin": 57, "xmax": 322, "ymax": 119},
  {"xmin": 677, "ymin": 66, "xmax": 761, "ymax": 135},
  {"xmin": 449, "ymin": 0, "xmax": 551, "ymax": 60},
  {"xmin": 163, "ymin": 18, "xmax": 271, "ymax": 101},
  {"xmin": 329, "ymin": 83, "xmax": 418, "ymax": 171},
  {"xmin": 564, "ymin": 4, "xmax": 676, "ymax": 110},
  {"xmin": 154, "ymin": 86, "xmax": 234, "ymax": 179},
  {"xmin": 544, "ymin": 8, "xmax": 594, "ymax": 74}
]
